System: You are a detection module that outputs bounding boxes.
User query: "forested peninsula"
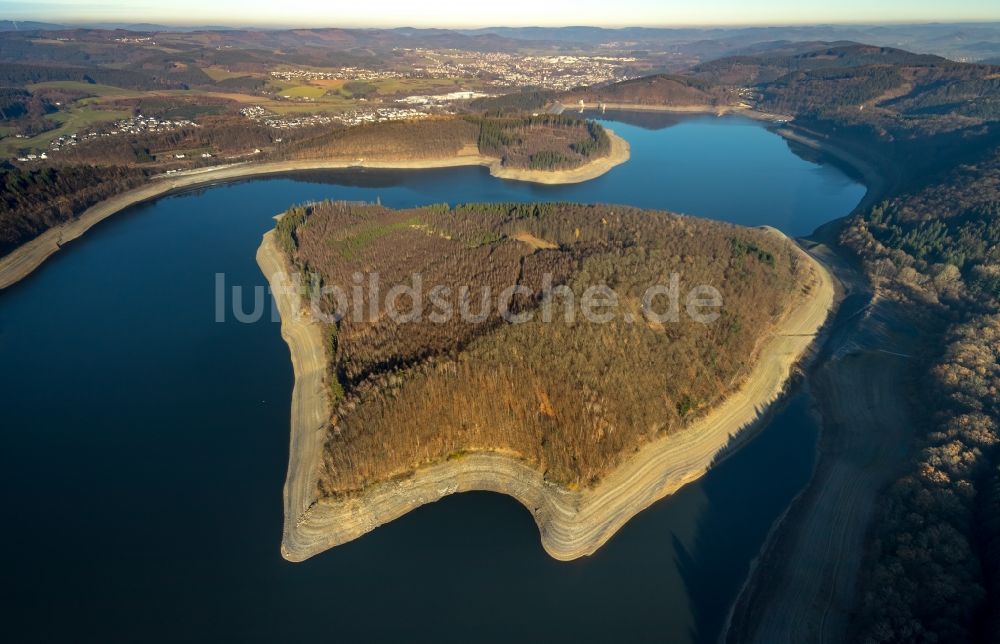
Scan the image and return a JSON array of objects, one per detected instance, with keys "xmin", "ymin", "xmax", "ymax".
[
  {"xmin": 263, "ymin": 200, "xmax": 834, "ymax": 560},
  {"xmin": 0, "ymin": 115, "xmax": 627, "ymax": 289}
]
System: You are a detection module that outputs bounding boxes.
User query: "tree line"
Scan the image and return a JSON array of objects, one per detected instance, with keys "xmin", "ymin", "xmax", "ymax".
[
  {"xmin": 282, "ymin": 114, "xmax": 611, "ymax": 171},
  {"xmin": 561, "ymin": 73, "xmax": 735, "ymax": 107},
  {"xmin": 0, "ymin": 164, "xmax": 148, "ymax": 256}
]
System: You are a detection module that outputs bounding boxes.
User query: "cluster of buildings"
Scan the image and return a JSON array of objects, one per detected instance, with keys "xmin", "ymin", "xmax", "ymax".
[
  {"xmin": 270, "ymin": 51, "xmax": 633, "ymax": 92},
  {"xmin": 113, "ymin": 36, "xmax": 156, "ymax": 45},
  {"xmin": 240, "ymin": 105, "xmax": 429, "ymax": 129},
  {"xmin": 337, "ymin": 107, "xmax": 430, "ymax": 125},
  {"xmin": 396, "ymin": 90, "xmax": 491, "ymax": 106},
  {"xmin": 45, "ymin": 114, "xmax": 197, "ymax": 155},
  {"xmin": 240, "ymin": 105, "xmax": 338, "ymax": 129},
  {"xmin": 271, "ymin": 68, "xmax": 407, "ymax": 82},
  {"xmin": 407, "ymin": 49, "xmax": 636, "ymax": 90},
  {"xmin": 104, "ymin": 114, "xmax": 197, "ymax": 137},
  {"xmin": 16, "ymin": 152, "xmax": 48, "ymax": 162}
]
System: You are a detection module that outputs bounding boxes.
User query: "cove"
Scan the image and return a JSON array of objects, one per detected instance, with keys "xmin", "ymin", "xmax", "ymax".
[{"xmin": 0, "ymin": 114, "xmax": 862, "ymax": 643}]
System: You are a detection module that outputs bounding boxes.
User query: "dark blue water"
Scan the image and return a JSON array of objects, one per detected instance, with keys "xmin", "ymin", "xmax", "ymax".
[{"xmin": 0, "ymin": 115, "xmax": 859, "ymax": 643}]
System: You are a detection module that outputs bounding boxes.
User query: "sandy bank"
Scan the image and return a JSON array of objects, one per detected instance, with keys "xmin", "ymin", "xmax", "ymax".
[
  {"xmin": 262, "ymin": 225, "xmax": 837, "ymax": 562},
  {"xmin": 257, "ymin": 231, "xmax": 333, "ymax": 555},
  {"xmin": 0, "ymin": 133, "xmax": 629, "ymax": 291}
]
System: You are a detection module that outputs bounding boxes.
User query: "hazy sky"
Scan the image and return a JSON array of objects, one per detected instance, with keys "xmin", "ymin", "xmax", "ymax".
[{"xmin": 4, "ymin": 0, "xmax": 1000, "ymax": 28}]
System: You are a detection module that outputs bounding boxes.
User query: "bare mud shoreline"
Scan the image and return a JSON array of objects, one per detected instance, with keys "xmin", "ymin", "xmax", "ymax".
[
  {"xmin": 260, "ymin": 225, "xmax": 837, "ymax": 562},
  {"xmin": 722, "ymin": 134, "xmax": 908, "ymax": 642},
  {"xmin": 0, "ymin": 130, "xmax": 629, "ymax": 291},
  {"xmin": 774, "ymin": 126, "xmax": 888, "ymax": 213},
  {"xmin": 555, "ymin": 101, "xmax": 792, "ymax": 123}
]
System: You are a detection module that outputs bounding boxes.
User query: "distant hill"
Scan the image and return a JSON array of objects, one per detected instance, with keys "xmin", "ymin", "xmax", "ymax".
[
  {"xmin": 4, "ymin": 22, "xmax": 1000, "ymax": 61},
  {"xmin": 755, "ymin": 57, "xmax": 1000, "ymax": 123},
  {"xmin": 462, "ymin": 24, "xmax": 1000, "ymax": 62},
  {"xmin": 720, "ymin": 39, "xmax": 860, "ymax": 58},
  {"xmin": 693, "ymin": 43, "xmax": 945, "ymax": 85},
  {"xmin": 554, "ymin": 43, "xmax": 1000, "ymax": 136},
  {"xmin": 0, "ymin": 20, "xmax": 64, "ymax": 31},
  {"xmin": 561, "ymin": 74, "xmax": 734, "ymax": 107}
]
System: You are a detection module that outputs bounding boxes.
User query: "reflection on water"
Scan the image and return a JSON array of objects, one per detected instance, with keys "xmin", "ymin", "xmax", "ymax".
[{"xmin": 582, "ymin": 108, "xmax": 699, "ymax": 130}]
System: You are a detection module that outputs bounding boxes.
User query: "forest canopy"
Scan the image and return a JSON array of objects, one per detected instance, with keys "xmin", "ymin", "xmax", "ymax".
[
  {"xmin": 281, "ymin": 114, "xmax": 611, "ymax": 171},
  {"xmin": 274, "ymin": 200, "xmax": 811, "ymax": 495},
  {"xmin": 0, "ymin": 164, "xmax": 148, "ymax": 256}
]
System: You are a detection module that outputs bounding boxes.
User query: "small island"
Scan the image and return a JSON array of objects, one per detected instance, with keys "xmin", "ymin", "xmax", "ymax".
[{"xmin": 259, "ymin": 200, "xmax": 835, "ymax": 561}]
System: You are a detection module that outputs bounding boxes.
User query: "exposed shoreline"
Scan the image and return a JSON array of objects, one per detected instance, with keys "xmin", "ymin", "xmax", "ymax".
[
  {"xmin": 723, "ymin": 247, "xmax": 917, "ymax": 644},
  {"xmin": 773, "ymin": 125, "xmax": 890, "ymax": 213},
  {"xmin": 0, "ymin": 130, "xmax": 629, "ymax": 291},
  {"xmin": 261, "ymin": 225, "xmax": 837, "ymax": 563},
  {"xmin": 555, "ymin": 100, "xmax": 792, "ymax": 123},
  {"xmin": 489, "ymin": 126, "xmax": 629, "ymax": 184},
  {"xmin": 722, "ymin": 130, "xmax": 903, "ymax": 642}
]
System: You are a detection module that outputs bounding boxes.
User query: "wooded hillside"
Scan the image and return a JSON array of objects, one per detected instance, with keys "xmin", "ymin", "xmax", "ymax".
[
  {"xmin": 276, "ymin": 200, "xmax": 808, "ymax": 494},
  {"xmin": 282, "ymin": 115, "xmax": 611, "ymax": 170},
  {"xmin": 0, "ymin": 114, "xmax": 612, "ymax": 259},
  {"xmin": 842, "ymin": 140, "xmax": 1000, "ymax": 644},
  {"xmin": 0, "ymin": 164, "xmax": 147, "ymax": 256},
  {"xmin": 561, "ymin": 73, "xmax": 736, "ymax": 106},
  {"xmin": 692, "ymin": 44, "xmax": 944, "ymax": 86}
]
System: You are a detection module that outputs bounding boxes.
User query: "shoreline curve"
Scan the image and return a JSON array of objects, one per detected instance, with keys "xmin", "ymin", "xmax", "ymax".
[
  {"xmin": 260, "ymin": 224, "xmax": 837, "ymax": 563},
  {"xmin": 555, "ymin": 101, "xmax": 792, "ymax": 122},
  {"xmin": 0, "ymin": 129, "xmax": 629, "ymax": 291}
]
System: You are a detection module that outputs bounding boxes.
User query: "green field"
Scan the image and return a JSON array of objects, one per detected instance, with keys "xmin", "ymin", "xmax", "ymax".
[
  {"xmin": 0, "ymin": 106, "xmax": 131, "ymax": 156},
  {"xmin": 268, "ymin": 97, "xmax": 356, "ymax": 115},
  {"xmin": 372, "ymin": 77, "xmax": 469, "ymax": 95}
]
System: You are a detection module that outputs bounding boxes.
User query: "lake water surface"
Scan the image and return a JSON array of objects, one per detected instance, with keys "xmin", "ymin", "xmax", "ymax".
[{"xmin": 0, "ymin": 115, "xmax": 863, "ymax": 643}]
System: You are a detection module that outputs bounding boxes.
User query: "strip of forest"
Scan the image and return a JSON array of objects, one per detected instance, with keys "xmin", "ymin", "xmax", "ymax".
[
  {"xmin": 0, "ymin": 165, "xmax": 148, "ymax": 256},
  {"xmin": 0, "ymin": 114, "xmax": 612, "ymax": 259}
]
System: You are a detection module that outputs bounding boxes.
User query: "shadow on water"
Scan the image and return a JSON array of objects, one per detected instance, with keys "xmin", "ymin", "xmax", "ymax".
[
  {"xmin": 680, "ymin": 280, "xmax": 878, "ymax": 643},
  {"xmin": 581, "ymin": 108, "xmax": 696, "ymax": 131},
  {"xmin": 670, "ymin": 391, "xmax": 819, "ymax": 643},
  {"xmin": 781, "ymin": 137, "xmax": 871, "ymax": 188}
]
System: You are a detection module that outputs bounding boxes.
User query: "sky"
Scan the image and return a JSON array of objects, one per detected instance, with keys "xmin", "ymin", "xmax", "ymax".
[{"xmin": 3, "ymin": 0, "xmax": 1000, "ymax": 28}]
